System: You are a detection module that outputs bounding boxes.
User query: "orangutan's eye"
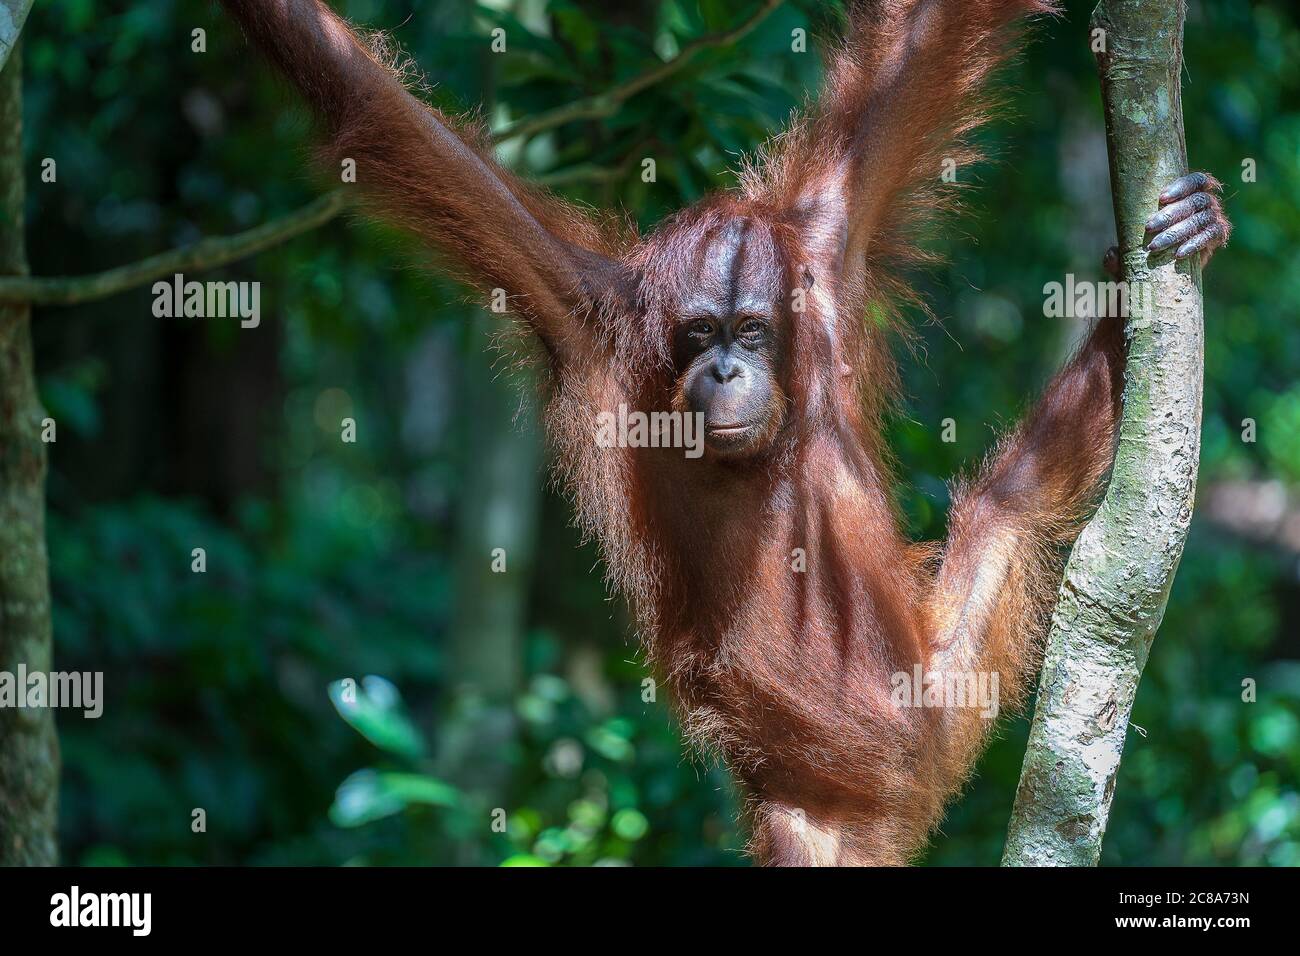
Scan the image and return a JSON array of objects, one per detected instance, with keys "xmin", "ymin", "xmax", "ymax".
[{"xmin": 737, "ymin": 319, "xmax": 767, "ymax": 345}]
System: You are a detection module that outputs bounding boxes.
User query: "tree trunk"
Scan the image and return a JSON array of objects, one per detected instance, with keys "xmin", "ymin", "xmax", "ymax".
[
  {"xmin": 0, "ymin": 41, "xmax": 59, "ymax": 866},
  {"xmin": 448, "ymin": 317, "xmax": 543, "ymax": 706},
  {"xmin": 1002, "ymin": 0, "xmax": 1203, "ymax": 866},
  {"xmin": 0, "ymin": 2, "xmax": 35, "ymax": 75}
]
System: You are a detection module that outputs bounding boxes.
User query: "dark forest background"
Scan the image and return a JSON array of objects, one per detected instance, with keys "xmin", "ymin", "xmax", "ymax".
[{"xmin": 22, "ymin": 0, "xmax": 1300, "ymax": 865}]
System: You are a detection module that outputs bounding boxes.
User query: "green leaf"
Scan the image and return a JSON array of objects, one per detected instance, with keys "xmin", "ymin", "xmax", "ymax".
[
  {"xmin": 329, "ymin": 769, "xmax": 458, "ymax": 828},
  {"xmin": 328, "ymin": 676, "xmax": 426, "ymax": 759}
]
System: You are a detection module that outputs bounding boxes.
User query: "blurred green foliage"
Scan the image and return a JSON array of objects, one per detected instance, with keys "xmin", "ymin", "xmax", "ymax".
[{"xmin": 24, "ymin": 0, "xmax": 1300, "ymax": 866}]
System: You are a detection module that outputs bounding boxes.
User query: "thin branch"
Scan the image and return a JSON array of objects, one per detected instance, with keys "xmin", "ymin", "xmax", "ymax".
[
  {"xmin": 535, "ymin": 163, "xmax": 628, "ymax": 188},
  {"xmin": 535, "ymin": 140, "xmax": 654, "ymax": 188},
  {"xmin": 491, "ymin": 0, "xmax": 782, "ymax": 145},
  {"xmin": 0, "ymin": 190, "xmax": 347, "ymax": 306}
]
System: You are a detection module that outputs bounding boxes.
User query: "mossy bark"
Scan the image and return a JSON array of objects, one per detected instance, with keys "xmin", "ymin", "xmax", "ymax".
[
  {"xmin": 0, "ymin": 42, "xmax": 58, "ymax": 866},
  {"xmin": 0, "ymin": 2, "xmax": 35, "ymax": 75},
  {"xmin": 1003, "ymin": 0, "xmax": 1202, "ymax": 866}
]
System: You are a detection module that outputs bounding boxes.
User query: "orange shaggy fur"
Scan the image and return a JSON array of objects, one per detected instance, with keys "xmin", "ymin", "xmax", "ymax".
[{"xmin": 222, "ymin": 0, "xmax": 1129, "ymax": 865}]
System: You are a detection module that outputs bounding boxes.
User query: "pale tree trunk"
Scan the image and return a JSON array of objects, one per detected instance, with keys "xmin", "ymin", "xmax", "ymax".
[
  {"xmin": 0, "ymin": 42, "xmax": 59, "ymax": 866},
  {"xmin": 448, "ymin": 318, "xmax": 542, "ymax": 706},
  {"xmin": 441, "ymin": 314, "xmax": 543, "ymax": 791},
  {"xmin": 1002, "ymin": 0, "xmax": 1203, "ymax": 866}
]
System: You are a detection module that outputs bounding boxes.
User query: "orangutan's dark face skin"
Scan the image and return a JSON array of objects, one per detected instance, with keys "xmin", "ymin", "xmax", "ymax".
[{"xmin": 671, "ymin": 218, "xmax": 787, "ymax": 459}]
